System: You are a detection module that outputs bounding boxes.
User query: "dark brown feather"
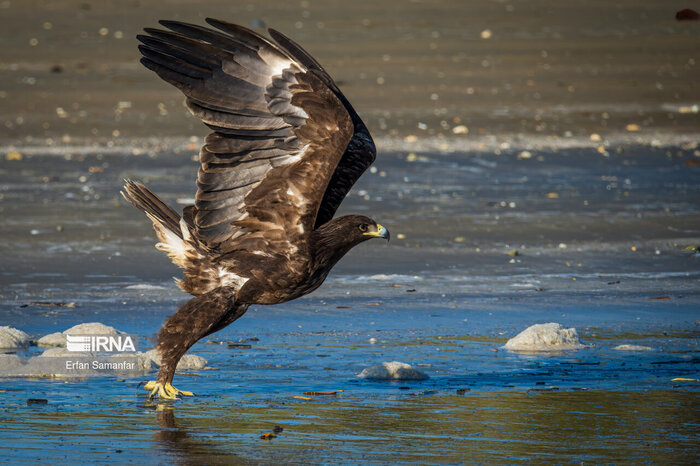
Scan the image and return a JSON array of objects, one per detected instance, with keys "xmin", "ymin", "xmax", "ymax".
[
  {"xmin": 266, "ymin": 29, "xmax": 377, "ymax": 227},
  {"xmin": 137, "ymin": 20, "xmax": 361, "ymax": 252}
]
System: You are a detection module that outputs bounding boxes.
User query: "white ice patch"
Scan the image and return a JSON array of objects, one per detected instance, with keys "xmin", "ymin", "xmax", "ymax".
[
  {"xmin": 357, "ymin": 361, "xmax": 429, "ymax": 380},
  {"xmin": 613, "ymin": 344, "xmax": 653, "ymax": 351},
  {"xmin": 504, "ymin": 323, "xmax": 585, "ymax": 352}
]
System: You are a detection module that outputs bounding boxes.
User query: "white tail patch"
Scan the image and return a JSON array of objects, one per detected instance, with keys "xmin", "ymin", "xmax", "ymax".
[{"xmin": 147, "ymin": 213, "xmax": 187, "ymax": 268}]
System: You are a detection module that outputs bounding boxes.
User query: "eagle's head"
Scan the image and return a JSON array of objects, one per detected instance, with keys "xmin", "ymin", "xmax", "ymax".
[
  {"xmin": 313, "ymin": 214, "xmax": 389, "ymax": 265},
  {"xmin": 338, "ymin": 214, "xmax": 390, "ymax": 244}
]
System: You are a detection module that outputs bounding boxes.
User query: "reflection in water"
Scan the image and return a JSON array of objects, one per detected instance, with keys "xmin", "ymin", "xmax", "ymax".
[
  {"xmin": 0, "ymin": 372, "xmax": 697, "ymax": 463},
  {"xmin": 115, "ymin": 390, "xmax": 700, "ymax": 464},
  {"xmin": 145, "ymin": 401, "xmax": 248, "ymax": 465}
]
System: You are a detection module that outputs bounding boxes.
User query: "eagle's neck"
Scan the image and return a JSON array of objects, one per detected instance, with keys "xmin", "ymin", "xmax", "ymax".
[{"xmin": 311, "ymin": 217, "xmax": 358, "ymax": 269}]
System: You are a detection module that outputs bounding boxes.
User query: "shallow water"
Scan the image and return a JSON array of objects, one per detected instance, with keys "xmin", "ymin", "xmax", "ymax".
[
  {"xmin": 1, "ymin": 290, "xmax": 699, "ymax": 463},
  {"xmin": 2, "ymin": 0, "xmax": 700, "ymax": 463},
  {"xmin": 1, "ymin": 141, "xmax": 700, "ymax": 464}
]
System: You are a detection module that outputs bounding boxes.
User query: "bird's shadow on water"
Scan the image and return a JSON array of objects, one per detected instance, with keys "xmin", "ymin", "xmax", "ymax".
[{"xmin": 138, "ymin": 399, "xmax": 252, "ymax": 465}]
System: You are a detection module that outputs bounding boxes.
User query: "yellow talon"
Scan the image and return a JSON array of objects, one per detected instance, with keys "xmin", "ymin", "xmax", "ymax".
[{"xmin": 143, "ymin": 380, "xmax": 194, "ymax": 399}]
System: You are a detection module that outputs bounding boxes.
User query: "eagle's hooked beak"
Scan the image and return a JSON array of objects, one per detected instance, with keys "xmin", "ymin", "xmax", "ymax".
[{"xmin": 363, "ymin": 223, "xmax": 390, "ymax": 242}]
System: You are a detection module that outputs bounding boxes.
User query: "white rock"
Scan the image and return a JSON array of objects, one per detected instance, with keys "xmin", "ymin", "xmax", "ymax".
[
  {"xmin": 505, "ymin": 323, "xmax": 585, "ymax": 352},
  {"xmin": 613, "ymin": 344, "xmax": 653, "ymax": 351},
  {"xmin": 37, "ymin": 332, "xmax": 66, "ymax": 347},
  {"xmin": 36, "ymin": 322, "xmax": 125, "ymax": 348},
  {"xmin": 358, "ymin": 361, "xmax": 428, "ymax": 380},
  {"xmin": 63, "ymin": 322, "xmax": 122, "ymax": 336},
  {"xmin": 0, "ymin": 326, "xmax": 30, "ymax": 349},
  {"xmin": 145, "ymin": 349, "xmax": 207, "ymax": 370},
  {"xmin": 37, "ymin": 323, "xmax": 126, "ymax": 348}
]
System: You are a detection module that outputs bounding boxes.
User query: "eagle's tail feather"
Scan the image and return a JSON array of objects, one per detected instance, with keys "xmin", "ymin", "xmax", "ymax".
[
  {"xmin": 121, "ymin": 179, "xmax": 182, "ymax": 237},
  {"xmin": 122, "ymin": 179, "xmax": 195, "ymax": 271}
]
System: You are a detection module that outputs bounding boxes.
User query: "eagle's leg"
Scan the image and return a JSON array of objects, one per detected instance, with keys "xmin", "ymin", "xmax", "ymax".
[{"xmin": 143, "ymin": 287, "xmax": 243, "ymax": 400}]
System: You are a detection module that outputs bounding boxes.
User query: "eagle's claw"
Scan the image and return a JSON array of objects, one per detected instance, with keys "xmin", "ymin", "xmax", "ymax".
[{"xmin": 144, "ymin": 380, "xmax": 194, "ymax": 399}]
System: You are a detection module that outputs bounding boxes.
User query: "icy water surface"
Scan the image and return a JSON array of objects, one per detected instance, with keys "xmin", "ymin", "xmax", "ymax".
[
  {"xmin": 1, "ymin": 144, "xmax": 699, "ymax": 463},
  {"xmin": 1, "ymin": 0, "xmax": 700, "ymax": 463},
  {"xmin": 1, "ymin": 283, "xmax": 699, "ymax": 464}
]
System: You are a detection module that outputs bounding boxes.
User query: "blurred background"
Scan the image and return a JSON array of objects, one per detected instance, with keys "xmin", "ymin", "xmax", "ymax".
[{"xmin": 1, "ymin": 0, "xmax": 699, "ymax": 145}]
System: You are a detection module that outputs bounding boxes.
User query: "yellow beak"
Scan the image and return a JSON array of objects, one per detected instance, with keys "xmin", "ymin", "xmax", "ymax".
[{"xmin": 363, "ymin": 223, "xmax": 390, "ymax": 241}]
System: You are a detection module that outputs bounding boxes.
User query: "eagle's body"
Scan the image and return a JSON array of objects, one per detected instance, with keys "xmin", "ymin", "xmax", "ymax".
[{"xmin": 122, "ymin": 19, "xmax": 388, "ymax": 399}]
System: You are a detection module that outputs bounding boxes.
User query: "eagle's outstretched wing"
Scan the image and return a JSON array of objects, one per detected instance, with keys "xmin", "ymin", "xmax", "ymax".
[
  {"xmin": 137, "ymin": 19, "xmax": 374, "ymax": 255},
  {"xmin": 267, "ymin": 29, "xmax": 376, "ymax": 229}
]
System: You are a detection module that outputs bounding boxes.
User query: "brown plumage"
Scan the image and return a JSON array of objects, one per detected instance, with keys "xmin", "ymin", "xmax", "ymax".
[{"xmin": 121, "ymin": 18, "xmax": 388, "ymax": 399}]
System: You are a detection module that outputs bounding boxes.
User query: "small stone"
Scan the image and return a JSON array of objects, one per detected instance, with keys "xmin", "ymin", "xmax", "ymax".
[
  {"xmin": 452, "ymin": 125, "xmax": 468, "ymax": 134},
  {"xmin": 27, "ymin": 399, "xmax": 48, "ymax": 405}
]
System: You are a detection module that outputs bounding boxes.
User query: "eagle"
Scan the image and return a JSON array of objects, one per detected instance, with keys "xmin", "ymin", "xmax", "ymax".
[{"xmin": 121, "ymin": 18, "xmax": 389, "ymax": 399}]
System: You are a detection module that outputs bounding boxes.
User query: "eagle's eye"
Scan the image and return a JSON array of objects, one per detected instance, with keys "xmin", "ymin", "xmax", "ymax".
[{"xmin": 358, "ymin": 224, "xmax": 368, "ymax": 232}]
